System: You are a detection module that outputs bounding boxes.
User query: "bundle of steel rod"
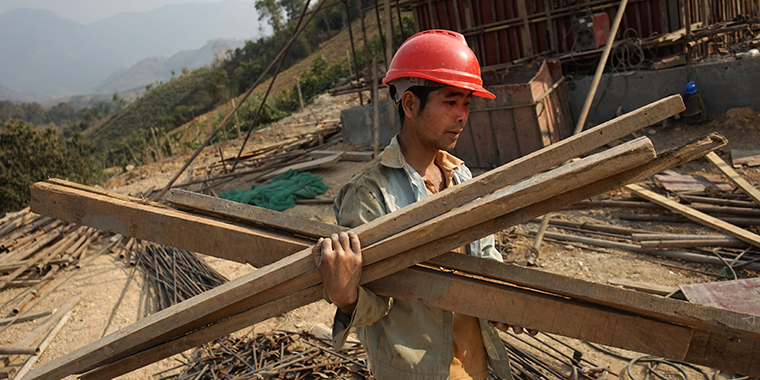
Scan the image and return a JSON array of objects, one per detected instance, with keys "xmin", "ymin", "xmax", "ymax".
[
  {"xmin": 506, "ymin": 331, "xmax": 715, "ymax": 380},
  {"xmin": 163, "ymin": 330, "xmax": 369, "ymax": 380},
  {"xmin": 131, "ymin": 241, "xmax": 228, "ymax": 313},
  {"xmin": 568, "ymin": 196, "xmax": 760, "ymax": 226},
  {"xmin": 524, "ymin": 216, "xmax": 760, "ymax": 277},
  {"xmin": 504, "ymin": 332, "xmax": 611, "ymax": 380}
]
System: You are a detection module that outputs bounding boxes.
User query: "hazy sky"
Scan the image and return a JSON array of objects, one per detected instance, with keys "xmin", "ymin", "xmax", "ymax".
[{"xmin": 0, "ymin": 0, "xmax": 256, "ymax": 24}]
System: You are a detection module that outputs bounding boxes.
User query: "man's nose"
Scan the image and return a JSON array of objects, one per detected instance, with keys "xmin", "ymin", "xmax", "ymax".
[{"xmin": 456, "ymin": 105, "xmax": 469, "ymax": 124}]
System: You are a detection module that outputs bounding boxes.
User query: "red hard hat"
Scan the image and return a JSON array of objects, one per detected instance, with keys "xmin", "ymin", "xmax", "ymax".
[{"xmin": 383, "ymin": 29, "xmax": 495, "ymax": 99}]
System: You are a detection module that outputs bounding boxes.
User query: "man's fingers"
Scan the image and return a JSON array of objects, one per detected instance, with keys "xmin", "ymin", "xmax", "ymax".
[
  {"xmin": 312, "ymin": 238, "xmax": 324, "ymax": 267},
  {"xmin": 338, "ymin": 232, "xmax": 351, "ymax": 252},
  {"xmin": 348, "ymin": 231, "xmax": 361, "ymax": 255},
  {"xmin": 488, "ymin": 321, "xmax": 536, "ymax": 335}
]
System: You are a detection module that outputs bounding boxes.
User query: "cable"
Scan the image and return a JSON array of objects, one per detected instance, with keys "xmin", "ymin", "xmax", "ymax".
[
  {"xmin": 709, "ymin": 249, "xmax": 739, "ymax": 280},
  {"xmin": 626, "ymin": 356, "xmax": 689, "ymax": 380}
]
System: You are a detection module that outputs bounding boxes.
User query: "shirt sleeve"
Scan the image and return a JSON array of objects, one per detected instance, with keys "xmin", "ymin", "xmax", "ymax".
[
  {"xmin": 332, "ymin": 285, "xmax": 392, "ymax": 348},
  {"xmin": 330, "ymin": 179, "xmax": 395, "ymax": 349}
]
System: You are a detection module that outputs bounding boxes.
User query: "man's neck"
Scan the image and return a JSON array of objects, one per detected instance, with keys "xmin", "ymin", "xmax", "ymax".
[{"xmin": 398, "ymin": 129, "xmax": 438, "ymax": 177}]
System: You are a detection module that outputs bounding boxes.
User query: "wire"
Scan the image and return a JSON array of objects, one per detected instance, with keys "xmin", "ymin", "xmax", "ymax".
[
  {"xmin": 708, "ymin": 249, "xmax": 739, "ymax": 280},
  {"xmin": 626, "ymin": 356, "xmax": 689, "ymax": 380}
]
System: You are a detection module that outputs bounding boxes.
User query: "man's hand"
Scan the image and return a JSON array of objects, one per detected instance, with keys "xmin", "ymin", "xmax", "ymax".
[
  {"xmin": 488, "ymin": 321, "xmax": 538, "ymax": 336},
  {"xmin": 312, "ymin": 232, "xmax": 363, "ymax": 316}
]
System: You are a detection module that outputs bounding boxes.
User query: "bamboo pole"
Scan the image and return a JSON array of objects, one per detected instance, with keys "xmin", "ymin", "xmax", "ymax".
[
  {"xmin": 574, "ymin": 0, "xmax": 630, "ymax": 134},
  {"xmin": 155, "ymin": 0, "xmax": 321, "ymax": 200}
]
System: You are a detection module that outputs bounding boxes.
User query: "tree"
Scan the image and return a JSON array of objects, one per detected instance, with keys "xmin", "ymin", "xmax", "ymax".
[
  {"xmin": 112, "ymin": 93, "xmax": 126, "ymax": 111},
  {"xmin": 279, "ymin": 0, "xmax": 306, "ymax": 23},
  {"xmin": 255, "ymin": 0, "xmax": 284, "ymax": 32},
  {"xmin": 0, "ymin": 120, "xmax": 100, "ymax": 212}
]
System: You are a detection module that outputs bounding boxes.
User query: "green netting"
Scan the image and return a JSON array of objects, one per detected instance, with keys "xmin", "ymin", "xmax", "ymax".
[{"xmin": 219, "ymin": 169, "xmax": 328, "ymax": 211}]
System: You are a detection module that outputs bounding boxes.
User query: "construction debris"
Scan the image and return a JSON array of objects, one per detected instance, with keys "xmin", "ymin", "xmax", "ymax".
[
  {"xmin": 26, "ymin": 102, "xmax": 760, "ymax": 378},
  {"xmin": 165, "ymin": 329, "xmax": 369, "ymax": 380}
]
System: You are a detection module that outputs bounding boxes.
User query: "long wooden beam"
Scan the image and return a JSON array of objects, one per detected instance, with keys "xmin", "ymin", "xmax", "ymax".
[
  {"xmin": 85, "ymin": 133, "xmax": 756, "ymax": 379},
  {"xmin": 38, "ymin": 182, "xmax": 313, "ymax": 267},
  {"xmin": 166, "ymin": 189, "xmax": 337, "ymax": 239},
  {"xmin": 627, "ymin": 184, "xmax": 760, "ymax": 249},
  {"xmin": 78, "ymin": 134, "xmax": 730, "ymax": 380},
  {"xmin": 705, "ymin": 151, "xmax": 760, "ymax": 206},
  {"xmin": 369, "ymin": 265, "xmax": 760, "ymax": 377},
  {"xmin": 27, "ymin": 139, "xmax": 658, "ymax": 380},
  {"xmin": 35, "ymin": 135, "xmax": 729, "ymax": 380}
]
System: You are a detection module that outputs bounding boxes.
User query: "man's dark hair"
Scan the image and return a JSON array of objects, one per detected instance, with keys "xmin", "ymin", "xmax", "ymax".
[{"xmin": 393, "ymin": 86, "xmax": 439, "ymax": 127}]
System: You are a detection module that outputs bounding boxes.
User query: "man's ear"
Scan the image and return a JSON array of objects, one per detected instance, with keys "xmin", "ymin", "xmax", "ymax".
[{"xmin": 400, "ymin": 91, "xmax": 418, "ymax": 120}]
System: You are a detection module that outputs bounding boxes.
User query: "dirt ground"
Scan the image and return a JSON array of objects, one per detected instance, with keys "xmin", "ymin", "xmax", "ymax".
[{"xmin": 2, "ymin": 95, "xmax": 759, "ymax": 379}]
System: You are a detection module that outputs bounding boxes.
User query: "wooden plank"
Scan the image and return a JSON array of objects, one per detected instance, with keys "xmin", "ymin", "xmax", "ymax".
[
  {"xmin": 369, "ymin": 267, "xmax": 694, "ymax": 358},
  {"xmin": 258, "ymin": 151, "xmax": 345, "ymax": 181},
  {"xmin": 705, "ymin": 151, "xmax": 760, "ymax": 206},
  {"xmin": 608, "ymin": 278, "xmax": 679, "ymax": 296},
  {"xmin": 654, "ymin": 173, "xmax": 733, "ymax": 192},
  {"xmin": 513, "ymin": 82, "xmax": 543, "ymax": 155},
  {"xmin": 627, "ymin": 183, "xmax": 760, "ymax": 249},
  {"xmin": 26, "ymin": 139, "xmax": 658, "ymax": 380},
  {"xmin": 660, "ymin": 0, "xmax": 671, "ymax": 32},
  {"xmin": 369, "ymin": 265, "xmax": 760, "ymax": 376},
  {"xmin": 80, "ymin": 286, "xmax": 324, "ymax": 380},
  {"xmin": 166, "ymin": 189, "xmax": 340, "ymax": 239},
  {"xmin": 468, "ymin": 94, "xmax": 500, "ymax": 168},
  {"xmin": 454, "ymin": 112, "xmax": 480, "ymax": 167},
  {"xmin": 309, "ymin": 150, "xmax": 374, "ymax": 162},
  {"xmin": 731, "ymin": 149, "xmax": 760, "ymax": 167},
  {"xmin": 681, "ymin": 277, "xmax": 760, "ymax": 316},
  {"xmin": 489, "ymin": 85, "xmax": 521, "ymax": 165},
  {"xmin": 31, "ymin": 182, "xmax": 312, "ymax": 267},
  {"xmin": 65, "ymin": 133, "xmax": 725, "ymax": 380},
  {"xmin": 515, "ymin": 0, "xmax": 534, "ymax": 58}
]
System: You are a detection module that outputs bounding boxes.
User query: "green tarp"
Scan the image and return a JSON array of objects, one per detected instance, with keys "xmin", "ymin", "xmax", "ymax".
[{"xmin": 219, "ymin": 169, "xmax": 328, "ymax": 211}]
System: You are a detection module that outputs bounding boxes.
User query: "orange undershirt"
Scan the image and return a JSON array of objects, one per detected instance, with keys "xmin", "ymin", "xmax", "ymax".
[{"xmin": 422, "ymin": 152, "xmax": 490, "ymax": 380}]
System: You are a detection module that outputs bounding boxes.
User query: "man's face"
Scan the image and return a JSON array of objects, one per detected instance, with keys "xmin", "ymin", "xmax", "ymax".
[{"xmin": 410, "ymin": 86, "xmax": 472, "ymax": 151}]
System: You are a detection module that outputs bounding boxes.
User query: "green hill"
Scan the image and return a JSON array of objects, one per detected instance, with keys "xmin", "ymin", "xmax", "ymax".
[{"xmin": 86, "ymin": 67, "xmax": 228, "ymax": 152}]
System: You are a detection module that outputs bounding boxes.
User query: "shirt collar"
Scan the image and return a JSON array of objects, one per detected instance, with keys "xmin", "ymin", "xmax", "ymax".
[{"xmin": 380, "ymin": 135, "xmax": 464, "ymax": 171}]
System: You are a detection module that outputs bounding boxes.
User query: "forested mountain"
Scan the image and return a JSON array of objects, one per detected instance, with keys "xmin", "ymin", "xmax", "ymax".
[
  {"xmin": 91, "ymin": 39, "xmax": 246, "ymax": 95},
  {"xmin": 0, "ymin": 1, "xmax": 267, "ymax": 100}
]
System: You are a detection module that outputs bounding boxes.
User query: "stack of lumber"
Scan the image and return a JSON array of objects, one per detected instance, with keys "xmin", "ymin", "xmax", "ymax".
[
  {"xmin": 23, "ymin": 95, "xmax": 759, "ymax": 379},
  {"xmin": 172, "ymin": 123, "xmax": 345, "ymax": 196}
]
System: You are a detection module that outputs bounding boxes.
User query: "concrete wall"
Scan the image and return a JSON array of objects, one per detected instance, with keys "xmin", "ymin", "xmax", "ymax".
[
  {"xmin": 340, "ymin": 100, "xmax": 400, "ymax": 147},
  {"xmin": 567, "ymin": 57, "xmax": 760, "ymax": 126}
]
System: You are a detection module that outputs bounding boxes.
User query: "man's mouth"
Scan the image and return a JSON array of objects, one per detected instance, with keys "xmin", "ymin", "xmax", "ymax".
[{"xmin": 447, "ymin": 130, "xmax": 463, "ymax": 138}]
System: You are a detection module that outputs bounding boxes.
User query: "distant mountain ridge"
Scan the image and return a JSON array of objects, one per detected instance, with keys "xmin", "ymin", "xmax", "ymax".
[
  {"xmin": 91, "ymin": 39, "xmax": 246, "ymax": 95},
  {"xmin": 0, "ymin": 1, "xmax": 267, "ymax": 101}
]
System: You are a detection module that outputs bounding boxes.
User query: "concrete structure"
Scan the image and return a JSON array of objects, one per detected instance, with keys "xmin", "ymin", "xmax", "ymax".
[
  {"xmin": 568, "ymin": 57, "xmax": 760, "ymax": 126},
  {"xmin": 340, "ymin": 100, "xmax": 399, "ymax": 147}
]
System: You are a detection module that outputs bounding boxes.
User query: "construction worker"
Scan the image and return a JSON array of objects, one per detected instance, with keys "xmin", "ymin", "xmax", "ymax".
[{"xmin": 312, "ymin": 30, "xmax": 521, "ymax": 380}]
